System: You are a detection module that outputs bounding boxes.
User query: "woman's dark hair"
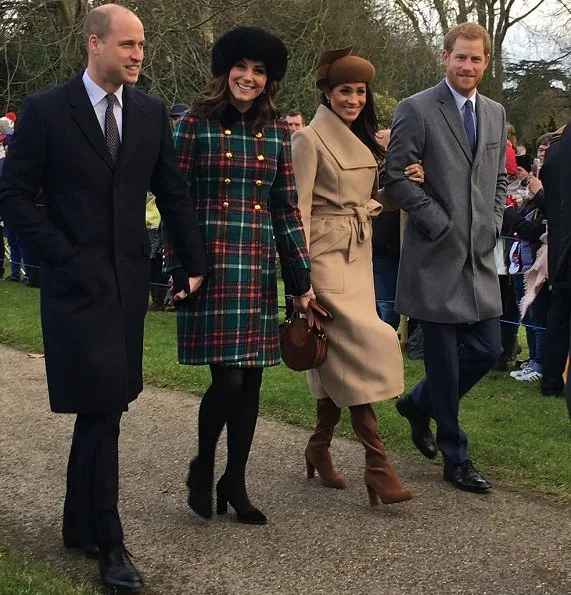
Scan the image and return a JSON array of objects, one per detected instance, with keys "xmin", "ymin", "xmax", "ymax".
[
  {"xmin": 191, "ymin": 71, "xmax": 280, "ymax": 132},
  {"xmin": 321, "ymin": 85, "xmax": 385, "ymax": 163}
]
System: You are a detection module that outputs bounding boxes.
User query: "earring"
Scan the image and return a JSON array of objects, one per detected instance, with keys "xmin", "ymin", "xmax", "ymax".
[
  {"xmin": 262, "ymin": 89, "xmax": 267, "ymax": 94},
  {"xmin": 326, "ymin": 96, "xmax": 331, "ymax": 103}
]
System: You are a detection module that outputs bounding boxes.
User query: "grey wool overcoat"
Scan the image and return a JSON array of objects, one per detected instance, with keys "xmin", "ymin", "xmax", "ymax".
[{"xmin": 385, "ymin": 79, "xmax": 507, "ymax": 324}]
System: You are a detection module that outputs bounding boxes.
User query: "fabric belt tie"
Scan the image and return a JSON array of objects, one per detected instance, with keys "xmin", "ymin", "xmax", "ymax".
[{"xmin": 311, "ymin": 205, "xmax": 370, "ymax": 263}]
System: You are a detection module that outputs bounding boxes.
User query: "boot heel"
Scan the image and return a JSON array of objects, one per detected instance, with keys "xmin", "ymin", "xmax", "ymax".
[
  {"xmin": 306, "ymin": 458, "xmax": 315, "ymax": 479},
  {"xmin": 216, "ymin": 492, "xmax": 228, "ymax": 515},
  {"xmin": 366, "ymin": 484, "xmax": 379, "ymax": 507}
]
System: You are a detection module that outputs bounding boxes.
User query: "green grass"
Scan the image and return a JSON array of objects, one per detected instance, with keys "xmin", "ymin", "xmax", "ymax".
[
  {"xmin": 1, "ymin": 280, "xmax": 570, "ymax": 502},
  {"xmin": 0, "ymin": 546, "xmax": 96, "ymax": 595}
]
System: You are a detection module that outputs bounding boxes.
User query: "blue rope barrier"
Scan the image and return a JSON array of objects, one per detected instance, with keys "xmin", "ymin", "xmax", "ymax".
[{"xmin": 2, "ymin": 254, "xmax": 548, "ymax": 329}]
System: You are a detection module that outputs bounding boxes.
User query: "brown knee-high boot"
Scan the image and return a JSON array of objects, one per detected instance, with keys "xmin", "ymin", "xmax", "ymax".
[
  {"xmin": 305, "ymin": 398, "xmax": 347, "ymax": 489},
  {"xmin": 350, "ymin": 404, "xmax": 412, "ymax": 505}
]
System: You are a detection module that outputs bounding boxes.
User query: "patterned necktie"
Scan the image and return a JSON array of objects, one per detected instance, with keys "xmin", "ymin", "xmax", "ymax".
[
  {"xmin": 105, "ymin": 93, "xmax": 121, "ymax": 163},
  {"xmin": 463, "ymin": 99, "xmax": 476, "ymax": 156}
]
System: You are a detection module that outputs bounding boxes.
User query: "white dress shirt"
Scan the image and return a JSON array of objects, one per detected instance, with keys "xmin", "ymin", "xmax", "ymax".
[
  {"xmin": 82, "ymin": 70, "xmax": 123, "ymax": 141},
  {"xmin": 445, "ymin": 78, "xmax": 477, "ymax": 138}
]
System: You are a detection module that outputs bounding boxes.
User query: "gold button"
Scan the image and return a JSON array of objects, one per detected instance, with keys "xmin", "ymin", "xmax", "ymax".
[
  {"xmin": 255, "ymin": 180, "xmax": 262, "ymax": 187},
  {"xmin": 254, "ymin": 204, "xmax": 261, "ymax": 211},
  {"xmin": 224, "ymin": 178, "xmax": 231, "ymax": 185},
  {"xmin": 255, "ymin": 132, "xmax": 263, "ymax": 138},
  {"xmin": 257, "ymin": 155, "xmax": 265, "ymax": 161},
  {"xmin": 225, "ymin": 152, "xmax": 233, "ymax": 159},
  {"xmin": 224, "ymin": 129, "xmax": 232, "ymax": 135},
  {"xmin": 222, "ymin": 201, "xmax": 229, "ymax": 208}
]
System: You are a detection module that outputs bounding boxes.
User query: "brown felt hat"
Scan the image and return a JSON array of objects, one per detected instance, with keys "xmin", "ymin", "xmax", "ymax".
[{"xmin": 316, "ymin": 45, "xmax": 375, "ymax": 92}]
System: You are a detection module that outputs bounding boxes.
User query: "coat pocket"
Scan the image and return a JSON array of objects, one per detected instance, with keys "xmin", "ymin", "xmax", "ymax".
[
  {"xmin": 310, "ymin": 227, "xmax": 348, "ymax": 259},
  {"xmin": 310, "ymin": 252, "xmax": 344, "ymax": 294}
]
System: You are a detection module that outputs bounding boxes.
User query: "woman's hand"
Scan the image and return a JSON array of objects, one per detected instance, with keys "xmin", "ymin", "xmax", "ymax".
[
  {"xmin": 405, "ymin": 161, "xmax": 424, "ymax": 184},
  {"xmin": 292, "ymin": 288, "xmax": 315, "ymax": 314}
]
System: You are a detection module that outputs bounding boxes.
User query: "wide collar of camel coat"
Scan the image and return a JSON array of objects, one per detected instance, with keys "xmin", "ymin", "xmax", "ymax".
[{"xmin": 309, "ymin": 104, "xmax": 377, "ymax": 171}]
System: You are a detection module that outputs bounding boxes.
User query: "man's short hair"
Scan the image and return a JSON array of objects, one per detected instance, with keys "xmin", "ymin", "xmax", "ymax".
[
  {"xmin": 535, "ymin": 132, "xmax": 554, "ymax": 149},
  {"xmin": 83, "ymin": 5, "xmax": 133, "ymax": 49},
  {"xmin": 83, "ymin": 8, "xmax": 112, "ymax": 48},
  {"xmin": 286, "ymin": 109, "xmax": 304, "ymax": 123},
  {"xmin": 443, "ymin": 22, "xmax": 491, "ymax": 57}
]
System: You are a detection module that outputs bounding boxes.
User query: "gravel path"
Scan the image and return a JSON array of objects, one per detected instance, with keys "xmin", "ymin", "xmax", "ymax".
[{"xmin": 0, "ymin": 344, "xmax": 569, "ymax": 595}]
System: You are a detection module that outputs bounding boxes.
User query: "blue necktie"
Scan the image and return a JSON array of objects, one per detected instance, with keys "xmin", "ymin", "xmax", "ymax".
[{"xmin": 463, "ymin": 99, "xmax": 476, "ymax": 156}]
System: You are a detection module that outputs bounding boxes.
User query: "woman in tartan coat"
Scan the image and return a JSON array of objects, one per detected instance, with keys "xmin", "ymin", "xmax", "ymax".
[{"xmin": 164, "ymin": 27, "xmax": 312, "ymax": 525}]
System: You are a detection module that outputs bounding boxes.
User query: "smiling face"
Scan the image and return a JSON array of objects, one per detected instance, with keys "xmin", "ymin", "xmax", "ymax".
[
  {"xmin": 87, "ymin": 9, "xmax": 145, "ymax": 93},
  {"xmin": 228, "ymin": 59, "xmax": 268, "ymax": 112},
  {"xmin": 329, "ymin": 83, "xmax": 367, "ymax": 126},
  {"xmin": 285, "ymin": 114, "xmax": 304, "ymax": 134},
  {"xmin": 442, "ymin": 36, "xmax": 489, "ymax": 98}
]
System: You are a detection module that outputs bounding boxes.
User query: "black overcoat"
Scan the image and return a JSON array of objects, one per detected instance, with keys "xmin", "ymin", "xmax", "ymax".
[
  {"xmin": 0, "ymin": 72, "xmax": 207, "ymax": 413},
  {"xmin": 556, "ymin": 123, "xmax": 571, "ymax": 284}
]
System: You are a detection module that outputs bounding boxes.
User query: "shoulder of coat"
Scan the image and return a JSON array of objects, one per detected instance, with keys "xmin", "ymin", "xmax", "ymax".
[{"xmin": 549, "ymin": 124, "xmax": 566, "ymax": 145}]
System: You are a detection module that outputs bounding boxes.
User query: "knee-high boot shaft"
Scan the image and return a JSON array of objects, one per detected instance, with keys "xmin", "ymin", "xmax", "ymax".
[
  {"xmin": 305, "ymin": 398, "xmax": 347, "ymax": 489},
  {"xmin": 349, "ymin": 404, "xmax": 412, "ymax": 505},
  {"xmin": 218, "ymin": 368, "xmax": 267, "ymax": 524},
  {"xmin": 187, "ymin": 365, "xmax": 242, "ymax": 519}
]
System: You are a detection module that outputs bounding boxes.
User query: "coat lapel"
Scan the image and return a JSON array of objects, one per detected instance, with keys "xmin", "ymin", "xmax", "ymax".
[
  {"xmin": 116, "ymin": 85, "xmax": 144, "ymax": 172},
  {"xmin": 435, "ymin": 80, "xmax": 473, "ymax": 164},
  {"xmin": 472, "ymin": 95, "xmax": 489, "ymax": 168},
  {"xmin": 309, "ymin": 105, "xmax": 377, "ymax": 170},
  {"xmin": 68, "ymin": 71, "xmax": 114, "ymax": 169}
]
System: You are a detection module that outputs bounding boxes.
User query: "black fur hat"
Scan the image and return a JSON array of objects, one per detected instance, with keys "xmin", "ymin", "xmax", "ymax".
[{"xmin": 211, "ymin": 27, "xmax": 288, "ymax": 82}]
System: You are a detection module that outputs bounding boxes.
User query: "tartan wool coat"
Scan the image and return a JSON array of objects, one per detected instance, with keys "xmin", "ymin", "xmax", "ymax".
[{"xmin": 165, "ymin": 105, "xmax": 310, "ymax": 367}]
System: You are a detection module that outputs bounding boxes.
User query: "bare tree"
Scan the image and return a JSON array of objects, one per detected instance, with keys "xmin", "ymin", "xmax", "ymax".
[{"xmin": 392, "ymin": 0, "xmax": 547, "ymax": 100}]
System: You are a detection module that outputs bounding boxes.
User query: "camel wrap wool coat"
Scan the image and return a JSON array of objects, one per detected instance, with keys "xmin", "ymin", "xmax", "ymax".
[{"xmin": 291, "ymin": 105, "xmax": 404, "ymax": 407}]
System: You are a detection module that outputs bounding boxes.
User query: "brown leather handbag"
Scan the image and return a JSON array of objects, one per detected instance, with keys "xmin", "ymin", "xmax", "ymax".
[{"xmin": 279, "ymin": 312, "xmax": 328, "ymax": 371}]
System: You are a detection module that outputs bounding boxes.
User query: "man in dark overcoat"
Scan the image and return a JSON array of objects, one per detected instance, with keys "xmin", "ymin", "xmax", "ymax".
[
  {"xmin": 537, "ymin": 126, "xmax": 570, "ymax": 398},
  {"xmin": 385, "ymin": 22, "xmax": 506, "ymax": 493},
  {"xmin": 0, "ymin": 4, "xmax": 207, "ymax": 591},
  {"xmin": 555, "ymin": 124, "xmax": 571, "ymax": 417}
]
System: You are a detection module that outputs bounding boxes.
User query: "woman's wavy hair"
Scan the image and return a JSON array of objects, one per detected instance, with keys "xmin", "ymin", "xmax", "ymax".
[
  {"xmin": 321, "ymin": 85, "xmax": 384, "ymax": 163},
  {"xmin": 191, "ymin": 73, "xmax": 280, "ymax": 132}
]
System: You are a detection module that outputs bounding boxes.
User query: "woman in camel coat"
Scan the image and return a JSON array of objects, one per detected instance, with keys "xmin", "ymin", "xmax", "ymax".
[{"xmin": 291, "ymin": 47, "xmax": 423, "ymax": 505}]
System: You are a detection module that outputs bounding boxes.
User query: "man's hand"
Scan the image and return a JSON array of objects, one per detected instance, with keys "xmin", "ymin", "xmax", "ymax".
[
  {"xmin": 171, "ymin": 272, "xmax": 204, "ymax": 303},
  {"xmin": 527, "ymin": 174, "xmax": 543, "ymax": 197}
]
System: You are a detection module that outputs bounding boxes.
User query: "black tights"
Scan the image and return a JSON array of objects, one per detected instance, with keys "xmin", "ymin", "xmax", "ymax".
[{"xmin": 197, "ymin": 365, "xmax": 263, "ymax": 488}]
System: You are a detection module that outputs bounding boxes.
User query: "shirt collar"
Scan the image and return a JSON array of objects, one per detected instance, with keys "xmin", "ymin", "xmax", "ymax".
[
  {"xmin": 445, "ymin": 78, "xmax": 477, "ymax": 112},
  {"xmin": 82, "ymin": 70, "xmax": 123, "ymax": 108}
]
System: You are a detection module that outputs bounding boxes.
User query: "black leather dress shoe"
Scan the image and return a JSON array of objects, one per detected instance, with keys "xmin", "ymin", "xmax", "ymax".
[
  {"xmin": 443, "ymin": 459, "xmax": 492, "ymax": 493},
  {"xmin": 395, "ymin": 394, "xmax": 438, "ymax": 459},
  {"xmin": 98, "ymin": 544, "xmax": 142, "ymax": 592},
  {"xmin": 63, "ymin": 539, "xmax": 100, "ymax": 559}
]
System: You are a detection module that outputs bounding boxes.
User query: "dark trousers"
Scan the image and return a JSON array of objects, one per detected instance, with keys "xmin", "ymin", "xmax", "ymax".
[
  {"xmin": 0, "ymin": 225, "xmax": 4, "ymax": 277},
  {"xmin": 410, "ymin": 318, "xmax": 502, "ymax": 465},
  {"xmin": 63, "ymin": 412, "xmax": 124, "ymax": 548},
  {"xmin": 541, "ymin": 287, "xmax": 571, "ymax": 395},
  {"xmin": 372, "ymin": 252, "xmax": 400, "ymax": 330},
  {"xmin": 498, "ymin": 275, "xmax": 519, "ymax": 364},
  {"xmin": 5, "ymin": 226, "xmax": 28, "ymax": 280},
  {"xmin": 149, "ymin": 254, "xmax": 167, "ymax": 303}
]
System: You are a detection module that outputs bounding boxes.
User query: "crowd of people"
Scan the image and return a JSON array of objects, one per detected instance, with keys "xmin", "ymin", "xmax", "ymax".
[{"xmin": 0, "ymin": 3, "xmax": 569, "ymax": 592}]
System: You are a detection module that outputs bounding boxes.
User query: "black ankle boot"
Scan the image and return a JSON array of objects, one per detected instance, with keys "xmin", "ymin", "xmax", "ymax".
[
  {"xmin": 216, "ymin": 475, "xmax": 267, "ymax": 525},
  {"xmin": 186, "ymin": 458, "xmax": 213, "ymax": 519}
]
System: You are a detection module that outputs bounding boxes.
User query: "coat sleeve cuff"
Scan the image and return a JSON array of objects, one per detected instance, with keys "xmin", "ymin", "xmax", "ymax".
[{"xmin": 281, "ymin": 258, "xmax": 311, "ymax": 296}]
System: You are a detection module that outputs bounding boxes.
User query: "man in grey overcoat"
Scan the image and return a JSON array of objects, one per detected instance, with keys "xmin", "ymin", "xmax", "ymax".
[{"xmin": 385, "ymin": 22, "xmax": 506, "ymax": 493}]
